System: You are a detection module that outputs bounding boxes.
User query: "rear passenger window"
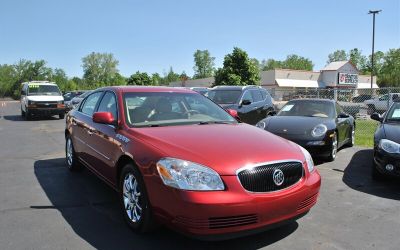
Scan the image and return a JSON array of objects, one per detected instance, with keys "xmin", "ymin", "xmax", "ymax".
[
  {"xmin": 98, "ymin": 92, "xmax": 118, "ymax": 119},
  {"xmin": 250, "ymin": 90, "xmax": 263, "ymax": 102},
  {"xmin": 81, "ymin": 92, "xmax": 103, "ymax": 116}
]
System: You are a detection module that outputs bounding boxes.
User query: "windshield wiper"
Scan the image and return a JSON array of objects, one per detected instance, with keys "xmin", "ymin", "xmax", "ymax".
[{"xmin": 197, "ymin": 121, "xmax": 231, "ymax": 125}]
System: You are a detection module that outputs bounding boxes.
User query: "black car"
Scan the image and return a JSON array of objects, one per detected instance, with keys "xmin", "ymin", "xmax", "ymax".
[
  {"xmin": 371, "ymin": 102, "xmax": 400, "ymax": 180},
  {"xmin": 207, "ymin": 86, "xmax": 275, "ymax": 125},
  {"xmin": 256, "ymin": 99, "xmax": 355, "ymax": 161}
]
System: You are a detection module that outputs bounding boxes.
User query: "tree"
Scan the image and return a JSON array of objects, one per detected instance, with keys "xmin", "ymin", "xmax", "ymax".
[
  {"xmin": 261, "ymin": 59, "xmax": 283, "ymax": 71},
  {"xmin": 214, "ymin": 47, "xmax": 260, "ymax": 86},
  {"xmin": 377, "ymin": 49, "xmax": 400, "ymax": 87},
  {"xmin": 0, "ymin": 64, "xmax": 16, "ymax": 97},
  {"xmin": 193, "ymin": 50, "xmax": 215, "ymax": 79},
  {"xmin": 164, "ymin": 67, "xmax": 180, "ymax": 83},
  {"xmin": 51, "ymin": 68, "xmax": 68, "ymax": 91},
  {"xmin": 82, "ymin": 52, "xmax": 119, "ymax": 86},
  {"xmin": 127, "ymin": 71, "xmax": 152, "ymax": 86},
  {"xmin": 151, "ymin": 73, "xmax": 162, "ymax": 86},
  {"xmin": 327, "ymin": 50, "xmax": 348, "ymax": 64},
  {"xmin": 348, "ymin": 48, "xmax": 367, "ymax": 72},
  {"xmin": 282, "ymin": 54, "xmax": 313, "ymax": 71}
]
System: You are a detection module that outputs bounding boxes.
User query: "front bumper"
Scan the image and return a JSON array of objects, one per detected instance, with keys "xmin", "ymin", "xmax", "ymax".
[
  {"xmin": 274, "ymin": 133, "xmax": 333, "ymax": 157},
  {"xmin": 374, "ymin": 148, "xmax": 400, "ymax": 177},
  {"xmin": 148, "ymin": 170, "xmax": 321, "ymax": 239},
  {"xmin": 27, "ymin": 108, "xmax": 66, "ymax": 116}
]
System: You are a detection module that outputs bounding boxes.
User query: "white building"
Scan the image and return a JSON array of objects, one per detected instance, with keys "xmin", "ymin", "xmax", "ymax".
[{"xmin": 169, "ymin": 61, "xmax": 378, "ymax": 99}]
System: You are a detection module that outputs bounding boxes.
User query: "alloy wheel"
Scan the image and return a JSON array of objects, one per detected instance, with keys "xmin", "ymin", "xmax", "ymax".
[
  {"xmin": 351, "ymin": 127, "xmax": 355, "ymax": 145},
  {"xmin": 66, "ymin": 138, "xmax": 73, "ymax": 166},
  {"xmin": 123, "ymin": 174, "xmax": 142, "ymax": 223},
  {"xmin": 332, "ymin": 133, "xmax": 337, "ymax": 159}
]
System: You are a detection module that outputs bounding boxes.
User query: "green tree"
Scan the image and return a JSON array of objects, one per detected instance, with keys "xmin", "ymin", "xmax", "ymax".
[
  {"xmin": 193, "ymin": 50, "xmax": 215, "ymax": 79},
  {"xmin": 377, "ymin": 49, "xmax": 400, "ymax": 87},
  {"xmin": 164, "ymin": 67, "xmax": 180, "ymax": 84},
  {"xmin": 0, "ymin": 64, "xmax": 16, "ymax": 97},
  {"xmin": 261, "ymin": 59, "xmax": 283, "ymax": 70},
  {"xmin": 282, "ymin": 54, "xmax": 313, "ymax": 71},
  {"xmin": 127, "ymin": 71, "xmax": 152, "ymax": 86},
  {"xmin": 82, "ymin": 52, "xmax": 119, "ymax": 86},
  {"xmin": 327, "ymin": 50, "xmax": 348, "ymax": 64},
  {"xmin": 151, "ymin": 73, "xmax": 162, "ymax": 86},
  {"xmin": 348, "ymin": 48, "xmax": 367, "ymax": 72},
  {"xmin": 214, "ymin": 47, "xmax": 260, "ymax": 86},
  {"xmin": 51, "ymin": 68, "xmax": 68, "ymax": 91}
]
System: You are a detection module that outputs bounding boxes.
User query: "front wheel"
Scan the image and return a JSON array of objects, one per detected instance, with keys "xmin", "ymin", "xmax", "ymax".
[
  {"xmin": 347, "ymin": 126, "xmax": 355, "ymax": 147},
  {"xmin": 59, "ymin": 113, "xmax": 65, "ymax": 119},
  {"xmin": 21, "ymin": 107, "xmax": 25, "ymax": 117},
  {"xmin": 65, "ymin": 135, "xmax": 82, "ymax": 171},
  {"xmin": 326, "ymin": 132, "xmax": 338, "ymax": 162},
  {"xmin": 24, "ymin": 108, "xmax": 31, "ymax": 120},
  {"xmin": 120, "ymin": 164, "xmax": 155, "ymax": 233}
]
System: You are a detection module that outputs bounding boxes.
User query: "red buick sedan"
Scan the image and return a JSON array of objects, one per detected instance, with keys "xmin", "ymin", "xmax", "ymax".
[{"xmin": 65, "ymin": 86, "xmax": 321, "ymax": 240}]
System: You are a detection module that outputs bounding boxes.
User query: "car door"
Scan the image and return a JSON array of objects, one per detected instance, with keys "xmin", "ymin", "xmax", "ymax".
[
  {"xmin": 72, "ymin": 91, "xmax": 104, "ymax": 165},
  {"xmin": 250, "ymin": 89, "xmax": 266, "ymax": 123},
  {"xmin": 336, "ymin": 103, "xmax": 350, "ymax": 145},
  {"xmin": 88, "ymin": 91, "xmax": 122, "ymax": 184},
  {"xmin": 237, "ymin": 90, "xmax": 254, "ymax": 124}
]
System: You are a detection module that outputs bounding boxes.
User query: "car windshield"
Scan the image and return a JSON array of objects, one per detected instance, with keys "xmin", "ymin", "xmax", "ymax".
[
  {"xmin": 385, "ymin": 103, "xmax": 400, "ymax": 122},
  {"xmin": 278, "ymin": 100, "xmax": 335, "ymax": 118},
  {"xmin": 28, "ymin": 85, "xmax": 61, "ymax": 96},
  {"xmin": 77, "ymin": 91, "xmax": 91, "ymax": 98},
  {"xmin": 63, "ymin": 92, "xmax": 82, "ymax": 101},
  {"xmin": 123, "ymin": 92, "xmax": 237, "ymax": 127},
  {"xmin": 207, "ymin": 90, "xmax": 242, "ymax": 104}
]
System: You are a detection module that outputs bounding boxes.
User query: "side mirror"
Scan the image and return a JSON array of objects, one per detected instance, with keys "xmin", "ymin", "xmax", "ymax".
[
  {"xmin": 241, "ymin": 99, "xmax": 252, "ymax": 106},
  {"xmin": 226, "ymin": 109, "xmax": 241, "ymax": 121},
  {"xmin": 338, "ymin": 113, "xmax": 350, "ymax": 118},
  {"xmin": 93, "ymin": 112, "xmax": 116, "ymax": 126},
  {"xmin": 370, "ymin": 113, "xmax": 382, "ymax": 122}
]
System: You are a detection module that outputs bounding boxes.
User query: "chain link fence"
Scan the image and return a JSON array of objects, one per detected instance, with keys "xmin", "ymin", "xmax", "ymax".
[{"xmin": 265, "ymin": 87, "xmax": 400, "ymax": 147}]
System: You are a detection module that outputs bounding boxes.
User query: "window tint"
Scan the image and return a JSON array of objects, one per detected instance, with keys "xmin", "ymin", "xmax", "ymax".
[
  {"xmin": 250, "ymin": 90, "xmax": 263, "ymax": 102},
  {"xmin": 241, "ymin": 91, "xmax": 254, "ymax": 102},
  {"xmin": 98, "ymin": 92, "xmax": 118, "ymax": 119},
  {"xmin": 81, "ymin": 92, "xmax": 103, "ymax": 116}
]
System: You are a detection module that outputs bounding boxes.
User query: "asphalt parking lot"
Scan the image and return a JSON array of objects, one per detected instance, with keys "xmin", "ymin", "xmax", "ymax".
[{"xmin": 0, "ymin": 100, "xmax": 399, "ymax": 250}]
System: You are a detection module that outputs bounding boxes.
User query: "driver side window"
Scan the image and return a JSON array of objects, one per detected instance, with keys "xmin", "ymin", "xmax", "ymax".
[
  {"xmin": 241, "ymin": 91, "xmax": 254, "ymax": 102},
  {"xmin": 80, "ymin": 92, "xmax": 103, "ymax": 116}
]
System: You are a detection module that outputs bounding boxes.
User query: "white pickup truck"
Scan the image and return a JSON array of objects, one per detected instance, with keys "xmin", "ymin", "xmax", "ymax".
[{"xmin": 364, "ymin": 93, "xmax": 400, "ymax": 113}]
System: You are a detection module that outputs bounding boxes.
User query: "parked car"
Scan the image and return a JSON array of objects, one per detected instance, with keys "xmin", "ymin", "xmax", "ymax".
[
  {"xmin": 364, "ymin": 93, "xmax": 400, "ymax": 114},
  {"xmin": 63, "ymin": 91, "xmax": 86, "ymax": 112},
  {"xmin": 256, "ymin": 99, "xmax": 355, "ymax": 161},
  {"xmin": 20, "ymin": 81, "xmax": 66, "ymax": 120},
  {"xmin": 65, "ymin": 86, "xmax": 321, "ymax": 240},
  {"xmin": 207, "ymin": 86, "xmax": 275, "ymax": 125},
  {"xmin": 189, "ymin": 87, "xmax": 209, "ymax": 96},
  {"xmin": 69, "ymin": 90, "xmax": 92, "ymax": 109},
  {"xmin": 371, "ymin": 101, "xmax": 400, "ymax": 180},
  {"xmin": 352, "ymin": 94, "xmax": 372, "ymax": 103}
]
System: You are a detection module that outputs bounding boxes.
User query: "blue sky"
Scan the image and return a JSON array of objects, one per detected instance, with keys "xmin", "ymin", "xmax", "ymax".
[{"xmin": 0, "ymin": 0, "xmax": 399, "ymax": 78}]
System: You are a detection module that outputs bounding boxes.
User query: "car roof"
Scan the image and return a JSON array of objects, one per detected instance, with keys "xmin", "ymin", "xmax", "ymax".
[
  {"xmin": 210, "ymin": 85, "xmax": 262, "ymax": 91},
  {"xmin": 97, "ymin": 86, "xmax": 196, "ymax": 94},
  {"xmin": 289, "ymin": 98, "xmax": 336, "ymax": 103}
]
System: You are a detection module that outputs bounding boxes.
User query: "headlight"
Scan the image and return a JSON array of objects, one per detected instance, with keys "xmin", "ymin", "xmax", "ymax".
[
  {"xmin": 256, "ymin": 121, "xmax": 266, "ymax": 129},
  {"xmin": 379, "ymin": 139, "xmax": 400, "ymax": 154},
  {"xmin": 28, "ymin": 100, "xmax": 35, "ymax": 105},
  {"xmin": 156, "ymin": 158, "xmax": 224, "ymax": 191},
  {"xmin": 299, "ymin": 146, "xmax": 314, "ymax": 172},
  {"xmin": 311, "ymin": 124, "xmax": 327, "ymax": 137}
]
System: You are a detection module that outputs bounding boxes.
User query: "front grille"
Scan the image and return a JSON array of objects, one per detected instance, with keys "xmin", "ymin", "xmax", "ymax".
[
  {"xmin": 35, "ymin": 102, "xmax": 58, "ymax": 108},
  {"xmin": 237, "ymin": 161, "xmax": 304, "ymax": 192},
  {"xmin": 297, "ymin": 193, "xmax": 318, "ymax": 211},
  {"xmin": 174, "ymin": 214, "xmax": 258, "ymax": 229},
  {"xmin": 209, "ymin": 214, "xmax": 258, "ymax": 229}
]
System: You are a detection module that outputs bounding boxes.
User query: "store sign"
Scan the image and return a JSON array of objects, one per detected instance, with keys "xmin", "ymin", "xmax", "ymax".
[{"xmin": 338, "ymin": 73, "xmax": 358, "ymax": 85}]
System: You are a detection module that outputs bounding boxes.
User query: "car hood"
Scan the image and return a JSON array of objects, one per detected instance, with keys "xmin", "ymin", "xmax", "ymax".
[
  {"xmin": 131, "ymin": 123, "xmax": 304, "ymax": 175},
  {"xmin": 264, "ymin": 116, "xmax": 332, "ymax": 135},
  {"xmin": 26, "ymin": 95, "xmax": 63, "ymax": 102},
  {"xmin": 383, "ymin": 123, "xmax": 400, "ymax": 144}
]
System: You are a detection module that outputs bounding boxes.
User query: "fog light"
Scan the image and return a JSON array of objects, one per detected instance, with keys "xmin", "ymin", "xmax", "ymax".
[
  {"xmin": 307, "ymin": 141, "xmax": 325, "ymax": 146},
  {"xmin": 385, "ymin": 164, "xmax": 394, "ymax": 171}
]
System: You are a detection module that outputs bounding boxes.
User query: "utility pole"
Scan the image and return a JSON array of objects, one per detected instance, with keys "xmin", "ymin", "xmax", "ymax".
[{"xmin": 368, "ymin": 10, "xmax": 382, "ymax": 89}]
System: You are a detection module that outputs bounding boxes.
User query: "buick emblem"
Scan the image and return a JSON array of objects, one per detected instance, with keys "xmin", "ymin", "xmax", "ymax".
[{"xmin": 273, "ymin": 169, "xmax": 284, "ymax": 186}]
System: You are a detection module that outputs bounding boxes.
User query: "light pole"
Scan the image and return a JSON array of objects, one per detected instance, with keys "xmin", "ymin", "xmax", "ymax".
[{"xmin": 368, "ymin": 10, "xmax": 382, "ymax": 89}]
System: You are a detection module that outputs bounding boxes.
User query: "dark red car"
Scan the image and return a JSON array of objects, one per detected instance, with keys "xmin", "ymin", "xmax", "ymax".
[{"xmin": 65, "ymin": 86, "xmax": 321, "ymax": 240}]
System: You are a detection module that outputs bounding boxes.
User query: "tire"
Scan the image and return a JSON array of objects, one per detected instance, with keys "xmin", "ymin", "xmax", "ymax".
[
  {"xmin": 59, "ymin": 113, "xmax": 65, "ymax": 119},
  {"xmin": 120, "ymin": 163, "xmax": 155, "ymax": 233},
  {"xmin": 326, "ymin": 132, "xmax": 338, "ymax": 162},
  {"xmin": 21, "ymin": 107, "xmax": 25, "ymax": 117},
  {"xmin": 347, "ymin": 125, "xmax": 355, "ymax": 147},
  {"xmin": 371, "ymin": 160, "xmax": 387, "ymax": 181},
  {"xmin": 24, "ymin": 108, "xmax": 31, "ymax": 120},
  {"xmin": 65, "ymin": 135, "xmax": 82, "ymax": 171}
]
